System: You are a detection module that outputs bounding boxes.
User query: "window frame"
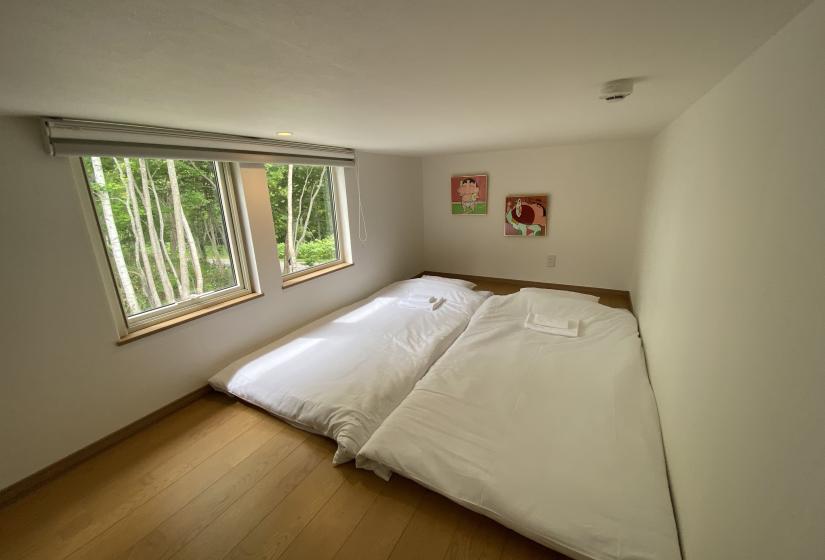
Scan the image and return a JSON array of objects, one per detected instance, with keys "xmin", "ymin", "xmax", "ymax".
[
  {"xmin": 72, "ymin": 158, "xmax": 257, "ymax": 340},
  {"xmin": 277, "ymin": 165, "xmax": 352, "ymax": 286}
]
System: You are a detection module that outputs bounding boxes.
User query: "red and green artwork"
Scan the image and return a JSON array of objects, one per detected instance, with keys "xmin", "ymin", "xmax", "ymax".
[{"xmin": 504, "ymin": 195, "xmax": 548, "ymax": 236}]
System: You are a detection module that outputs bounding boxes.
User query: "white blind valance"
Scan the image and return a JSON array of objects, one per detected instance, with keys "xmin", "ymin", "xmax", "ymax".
[{"xmin": 41, "ymin": 118, "xmax": 356, "ymax": 167}]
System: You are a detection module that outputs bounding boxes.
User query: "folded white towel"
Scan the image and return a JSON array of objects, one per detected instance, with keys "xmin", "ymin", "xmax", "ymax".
[
  {"xmin": 399, "ymin": 296, "xmax": 445, "ymax": 310},
  {"xmin": 531, "ymin": 313, "xmax": 572, "ymax": 330},
  {"xmin": 525, "ymin": 313, "xmax": 580, "ymax": 337}
]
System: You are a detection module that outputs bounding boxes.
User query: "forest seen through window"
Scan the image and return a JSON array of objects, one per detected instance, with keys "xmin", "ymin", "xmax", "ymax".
[
  {"xmin": 265, "ymin": 164, "xmax": 340, "ymax": 276},
  {"xmin": 82, "ymin": 156, "xmax": 237, "ymax": 317}
]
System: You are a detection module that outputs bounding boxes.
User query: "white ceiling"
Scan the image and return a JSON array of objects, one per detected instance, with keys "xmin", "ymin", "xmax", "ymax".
[{"xmin": 0, "ymin": 0, "xmax": 811, "ymax": 154}]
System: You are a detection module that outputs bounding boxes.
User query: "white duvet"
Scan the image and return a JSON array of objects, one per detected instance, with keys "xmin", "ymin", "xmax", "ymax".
[
  {"xmin": 209, "ymin": 277, "xmax": 490, "ymax": 464},
  {"xmin": 357, "ymin": 289, "xmax": 681, "ymax": 560}
]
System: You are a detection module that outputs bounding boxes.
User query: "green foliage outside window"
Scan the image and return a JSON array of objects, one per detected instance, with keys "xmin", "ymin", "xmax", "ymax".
[
  {"xmin": 82, "ymin": 156, "xmax": 236, "ymax": 316},
  {"xmin": 266, "ymin": 164, "xmax": 339, "ymax": 274}
]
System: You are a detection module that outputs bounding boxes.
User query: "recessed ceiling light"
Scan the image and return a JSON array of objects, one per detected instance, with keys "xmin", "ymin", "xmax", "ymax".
[{"xmin": 276, "ymin": 131, "xmax": 293, "ymax": 137}]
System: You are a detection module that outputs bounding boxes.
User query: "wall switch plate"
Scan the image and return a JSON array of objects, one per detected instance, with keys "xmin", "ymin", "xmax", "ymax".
[{"xmin": 546, "ymin": 254, "xmax": 557, "ymax": 268}]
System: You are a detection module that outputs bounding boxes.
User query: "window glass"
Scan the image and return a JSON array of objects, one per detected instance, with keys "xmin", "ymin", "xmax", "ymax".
[
  {"xmin": 265, "ymin": 164, "xmax": 340, "ymax": 276},
  {"xmin": 81, "ymin": 156, "xmax": 243, "ymax": 320}
]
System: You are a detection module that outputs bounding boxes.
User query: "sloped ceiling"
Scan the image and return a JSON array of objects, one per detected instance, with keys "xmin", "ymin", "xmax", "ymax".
[{"xmin": 0, "ymin": 0, "xmax": 811, "ymax": 153}]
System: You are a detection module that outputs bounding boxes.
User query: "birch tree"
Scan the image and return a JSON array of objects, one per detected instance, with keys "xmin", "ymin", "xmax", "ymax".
[
  {"xmin": 281, "ymin": 166, "xmax": 329, "ymax": 274},
  {"xmin": 284, "ymin": 165, "xmax": 298, "ymax": 273},
  {"xmin": 294, "ymin": 168, "xmax": 325, "ymax": 251},
  {"xmin": 181, "ymin": 206, "xmax": 204, "ymax": 293},
  {"xmin": 90, "ymin": 156, "xmax": 140, "ymax": 314},
  {"xmin": 116, "ymin": 165, "xmax": 143, "ymax": 275},
  {"xmin": 166, "ymin": 160, "xmax": 203, "ymax": 295},
  {"xmin": 148, "ymin": 170, "xmax": 181, "ymax": 287},
  {"xmin": 167, "ymin": 159, "xmax": 190, "ymax": 298},
  {"xmin": 180, "ymin": 162, "xmax": 224, "ymax": 266},
  {"xmin": 120, "ymin": 158, "xmax": 161, "ymax": 308},
  {"xmin": 137, "ymin": 159, "xmax": 175, "ymax": 303}
]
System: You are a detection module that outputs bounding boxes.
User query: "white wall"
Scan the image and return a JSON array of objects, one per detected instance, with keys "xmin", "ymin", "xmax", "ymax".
[
  {"xmin": 422, "ymin": 140, "xmax": 650, "ymax": 290},
  {"xmin": 633, "ymin": 2, "xmax": 825, "ymax": 559},
  {"xmin": 0, "ymin": 117, "xmax": 422, "ymax": 489}
]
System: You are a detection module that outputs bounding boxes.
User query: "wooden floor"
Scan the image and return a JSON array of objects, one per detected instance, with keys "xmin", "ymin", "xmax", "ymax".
[{"xmin": 0, "ymin": 393, "xmax": 569, "ymax": 560}]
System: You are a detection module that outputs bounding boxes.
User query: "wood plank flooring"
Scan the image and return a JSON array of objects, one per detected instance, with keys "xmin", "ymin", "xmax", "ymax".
[{"xmin": 0, "ymin": 393, "xmax": 569, "ymax": 560}]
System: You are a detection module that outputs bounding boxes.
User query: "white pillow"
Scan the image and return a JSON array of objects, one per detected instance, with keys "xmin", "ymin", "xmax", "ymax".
[
  {"xmin": 519, "ymin": 287, "xmax": 600, "ymax": 302},
  {"xmin": 420, "ymin": 275, "xmax": 477, "ymax": 290}
]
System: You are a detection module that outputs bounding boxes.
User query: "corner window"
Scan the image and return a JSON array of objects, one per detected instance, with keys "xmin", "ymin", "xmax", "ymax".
[
  {"xmin": 80, "ymin": 156, "xmax": 251, "ymax": 333},
  {"xmin": 265, "ymin": 164, "xmax": 349, "ymax": 280}
]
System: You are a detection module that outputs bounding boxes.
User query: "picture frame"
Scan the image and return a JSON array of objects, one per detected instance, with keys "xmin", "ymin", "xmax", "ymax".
[
  {"xmin": 451, "ymin": 174, "xmax": 488, "ymax": 215},
  {"xmin": 504, "ymin": 194, "xmax": 548, "ymax": 236}
]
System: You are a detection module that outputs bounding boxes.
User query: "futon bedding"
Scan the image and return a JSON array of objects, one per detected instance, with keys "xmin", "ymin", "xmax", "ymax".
[
  {"xmin": 356, "ymin": 288, "xmax": 682, "ymax": 560},
  {"xmin": 209, "ymin": 277, "xmax": 490, "ymax": 464}
]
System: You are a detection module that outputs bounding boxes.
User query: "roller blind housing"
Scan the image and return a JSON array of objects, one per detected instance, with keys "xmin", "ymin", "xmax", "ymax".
[{"xmin": 42, "ymin": 118, "xmax": 356, "ymax": 167}]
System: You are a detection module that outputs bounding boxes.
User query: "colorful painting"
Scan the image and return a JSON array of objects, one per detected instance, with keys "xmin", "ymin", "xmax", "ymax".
[
  {"xmin": 451, "ymin": 174, "xmax": 488, "ymax": 215},
  {"xmin": 504, "ymin": 195, "xmax": 548, "ymax": 236}
]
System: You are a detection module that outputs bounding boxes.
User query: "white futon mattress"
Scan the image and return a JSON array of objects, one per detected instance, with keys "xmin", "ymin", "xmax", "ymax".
[
  {"xmin": 209, "ymin": 277, "xmax": 490, "ymax": 464},
  {"xmin": 357, "ymin": 289, "xmax": 681, "ymax": 560}
]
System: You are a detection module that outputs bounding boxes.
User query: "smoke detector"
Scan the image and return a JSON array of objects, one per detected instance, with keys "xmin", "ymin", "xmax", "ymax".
[{"xmin": 600, "ymin": 79, "xmax": 634, "ymax": 103}]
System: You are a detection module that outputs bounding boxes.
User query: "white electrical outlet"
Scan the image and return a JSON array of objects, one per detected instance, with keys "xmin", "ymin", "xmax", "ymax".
[{"xmin": 546, "ymin": 254, "xmax": 557, "ymax": 268}]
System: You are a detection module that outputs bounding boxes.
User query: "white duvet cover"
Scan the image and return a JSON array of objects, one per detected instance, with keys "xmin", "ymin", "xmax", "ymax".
[
  {"xmin": 357, "ymin": 289, "xmax": 681, "ymax": 560},
  {"xmin": 209, "ymin": 277, "xmax": 490, "ymax": 464}
]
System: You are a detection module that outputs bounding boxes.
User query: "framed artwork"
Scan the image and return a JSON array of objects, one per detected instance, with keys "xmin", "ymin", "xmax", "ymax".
[
  {"xmin": 451, "ymin": 174, "xmax": 488, "ymax": 215},
  {"xmin": 504, "ymin": 195, "xmax": 548, "ymax": 236}
]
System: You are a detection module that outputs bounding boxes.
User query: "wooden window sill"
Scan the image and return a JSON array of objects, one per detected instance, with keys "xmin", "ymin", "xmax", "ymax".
[
  {"xmin": 117, "ymin": 292, "xmax": 264, "ymax": 345},
  {"xmin": 282, "ymin": 262, "xmax": 353, "ymax": 289}
]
